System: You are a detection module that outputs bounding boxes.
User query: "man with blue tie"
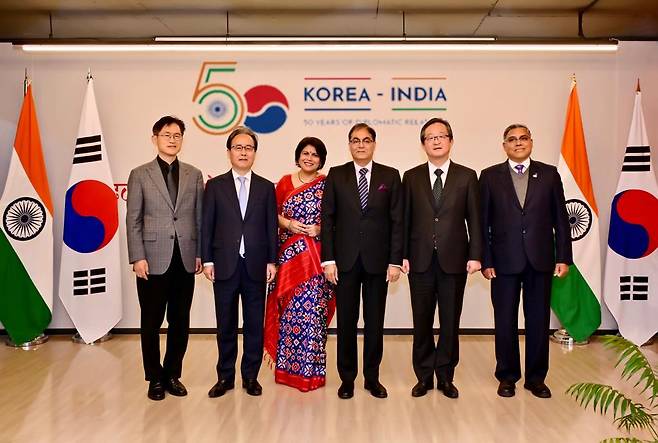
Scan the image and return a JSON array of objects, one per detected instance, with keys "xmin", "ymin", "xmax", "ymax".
[
  {"xmin": 321, "ymin": 123, "xmax": 404, "ymax": 399},
  {"xmin": 202, "ymin": 126, "xmax": 278, "ymax": 397},
  {"xmin": 479, "ymin": 124, "xmax": 572, "ymax": 399}
]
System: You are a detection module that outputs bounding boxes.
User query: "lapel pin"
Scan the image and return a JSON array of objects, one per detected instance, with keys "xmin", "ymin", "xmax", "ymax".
[{"xmin": 532, "ymin": 173, "xmax": 538, "ymax": 178}]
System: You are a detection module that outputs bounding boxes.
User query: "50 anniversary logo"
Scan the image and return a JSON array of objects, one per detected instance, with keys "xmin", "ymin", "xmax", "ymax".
[
  {"xmin": 192, "ymin": 61, "xmax": 449, "ymax": 135},
  {"xmin": 192, "ymin": 61, "xmax": 290, "ymax": 135}
]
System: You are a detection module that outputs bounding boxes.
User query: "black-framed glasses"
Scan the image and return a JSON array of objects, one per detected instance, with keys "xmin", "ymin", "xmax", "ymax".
[
  {"xmin": 158, "ymin": 133, "xmax": 183, "ymax": 141},
  {"xmin": 231, "ymin": 144, "xmax": 255, "ymax": 152}
]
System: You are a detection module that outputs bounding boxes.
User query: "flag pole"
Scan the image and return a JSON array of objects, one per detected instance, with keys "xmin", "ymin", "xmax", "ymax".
[{"xmin": 550, "ymin": 72, "xmax": 591, "ymax": 347}]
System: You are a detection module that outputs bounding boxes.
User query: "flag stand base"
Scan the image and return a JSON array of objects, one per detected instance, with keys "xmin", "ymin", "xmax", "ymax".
[
  {"xmin": 4, "ymin": 334, "xmax": 49, "ymax": 350},
  {"xmin": 71, "ymin": 332, "xmax": 113, "ymax": 345},
  {"xmin": 550, "ymin": 328, "xmax": 589, "ymax": 346}
]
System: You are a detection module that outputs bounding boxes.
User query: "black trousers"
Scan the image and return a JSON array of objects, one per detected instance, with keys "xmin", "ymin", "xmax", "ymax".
[
  {"xmin": 491, "ymin": 263, "xmax": 552, "ymax": 384},
  {"xmin": 136, "ymin": 243, "xmax": 194, "ymax": 382},
  {"xmin": 213, "ymin": 257, "xmax": 266, "ymax": 383},
  {"xmin": 409, "ymin": 252, "xmax": 467, "ymax": 384},
  {"xmin": 336, "ymin": 255, "xmax": 388, "ymax": 383}
]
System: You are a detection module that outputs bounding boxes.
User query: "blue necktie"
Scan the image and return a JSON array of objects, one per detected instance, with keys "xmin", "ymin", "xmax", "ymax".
[
  {"xmin": 238, "ymin": 176, "xmax": 247, "ymax": 256},
  {"xmin": 358, "ymin": 168, "xmax": 368, "ymax": 211},
  {"xmin": 515, "ymin": 164, "xmax": 524, "ymax": 175}
]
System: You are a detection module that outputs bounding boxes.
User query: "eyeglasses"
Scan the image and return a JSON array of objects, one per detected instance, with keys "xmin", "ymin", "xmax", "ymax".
[
  {"xmin": 505, "ymin": 135, "xmax": 531, "ymax": 144},
  {"xmin": 158, "ymin": 133, "xmax": 183, "ymax": 141},
  {"xmin": 231, "ymin": 144, "xmax": 255, "ymax": 153},
  {"xmin": 424, "ymin": 134, "xmax": 450, "ymax": 143},
  {"xmin": 350, "ymin": 137, "xmax": 374, "ymax": 146}
]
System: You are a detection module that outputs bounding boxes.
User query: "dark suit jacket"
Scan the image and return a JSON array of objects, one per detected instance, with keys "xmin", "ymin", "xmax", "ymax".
[
  {"xmin": 321, "ymin": 161, "xmax": 404, "ymax": 274},
  {"xmin": 201, "ymin": 170, "xmax": 277, "ymax": 282},
  {"xmin": 479, "ymin": 159, "xmax": 572, "ymax": 274},
  {"xmin": 403, "ymin": 161, "xmax": 482, "ymax": 274}
]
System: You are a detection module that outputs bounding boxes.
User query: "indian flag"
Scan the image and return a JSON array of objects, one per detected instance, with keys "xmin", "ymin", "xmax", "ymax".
[
  {"xmin": 550, "ymin": 81, "xmax": 602, "ymax": 342},
  {"xmin": 0, "ymin": 83, "xmax": 54, "ymax": 344}
]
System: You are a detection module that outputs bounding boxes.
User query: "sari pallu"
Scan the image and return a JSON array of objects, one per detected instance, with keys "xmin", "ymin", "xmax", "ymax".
[{"xmin": 264, "ymin": 175, "xmax": 335, "ymax": 392}]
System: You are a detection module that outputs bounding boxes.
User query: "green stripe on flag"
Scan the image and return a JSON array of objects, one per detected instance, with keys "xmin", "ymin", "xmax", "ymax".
[
  {"xmin": 0, "ymin": 231, "xmax": 52, "ymax": 344},
  {"xmin": 551, "ymin": 263, "xmax": 601, "ymax": 342}
]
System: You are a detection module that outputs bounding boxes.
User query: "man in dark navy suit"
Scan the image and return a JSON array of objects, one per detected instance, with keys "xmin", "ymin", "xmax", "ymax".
[
  {"xmin": 479, "ymin": 124, "xmax": 572, "ymax": 399},
  {"xmin": 202, "ymin": 126, "xmax": 278, "ymax": 397},
  {"xmin": 321, "ymin": 123, "xmax": 404, "ymax": 399}
]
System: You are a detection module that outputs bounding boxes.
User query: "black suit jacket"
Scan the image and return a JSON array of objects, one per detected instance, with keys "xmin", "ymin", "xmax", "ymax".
[
  {"xmin": 403, "ymin": 161, "xmax": 482, "ymax": 274},
  {"xmin": 201, "ymin": 170, "xmax": 277, "ymax": 281},
  {"xmin": 479, "ymin": 159, "xmax": 572, "ymax": 274},
  {"xmin": 321, "ymin": 161, "xmax": 404, "ymax": 274}
]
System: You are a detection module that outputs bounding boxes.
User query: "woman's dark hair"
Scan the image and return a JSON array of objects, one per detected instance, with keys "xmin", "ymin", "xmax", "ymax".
[{"xmin": 295, "ymin": 137, "xmax": 327, "ymax": 170}]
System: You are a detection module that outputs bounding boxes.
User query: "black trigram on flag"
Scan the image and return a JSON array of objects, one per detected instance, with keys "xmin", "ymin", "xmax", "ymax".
[
  {"xmin": 73, "ymin": 134, "xmax": 102, "ymax": 164},
  {"xmin": 73, "ymin": 268, "xmax": 106, "ymax": 296},
  {"xmin": 619, "ymin": 275, "xmax": 649, "ymax": 301},
  {"xmin": 621, "ymin": 146, "xmax": 651, "ymax": 172}
]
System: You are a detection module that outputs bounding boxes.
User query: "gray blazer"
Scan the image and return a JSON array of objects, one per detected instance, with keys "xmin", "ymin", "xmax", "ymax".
[{"xmin": 126, "ymin": 158, "xmax": 204, "ymax": 275}]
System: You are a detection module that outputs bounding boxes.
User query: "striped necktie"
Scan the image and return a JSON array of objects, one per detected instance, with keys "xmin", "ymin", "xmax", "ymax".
[{"xmin": 358, "ymin": 168, "xmax": 368, "ymax": 211}]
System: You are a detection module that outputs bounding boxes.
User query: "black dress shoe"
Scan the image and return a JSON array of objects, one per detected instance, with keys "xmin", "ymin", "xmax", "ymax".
[
  {"xmin": 437, "ymin": 380, "xmax": 459, "ymax": 399},
  {"xmin": 208, "ymin": 379, "xmax": 234, "ymax": 398},
  {"xmin": 337, "ymin": 382, "xmax": 354, "ymax": 399},
  {"xmin": 524, "ymin": 382, "xmax": 552, "ymax": 398},
  {"xmin": 147, "ymin": 380, "xmax": 165, "ymax": 401},
  {"xmin": 411, "ymin": 381, "xmax": 433, "ymax": 397},
  {"xmin": 242, "ymin": 379, "xmax": 263, "ymax": 396},
  {"xmin": 497, "ymin": 381, "xmax": 516, "ymax": 398},
  {"xmin": 364, "ymin": 380, "xmax": 388, "ymax": 398},
  {"xmin": 165, "ymin": 377, "xmax": 188, "ymax": 397}
]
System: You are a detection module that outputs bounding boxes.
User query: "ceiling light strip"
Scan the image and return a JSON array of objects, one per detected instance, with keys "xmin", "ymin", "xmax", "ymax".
[{"xmin": 20, "ymin": 43, "xmax": 618, "ymax": 53}]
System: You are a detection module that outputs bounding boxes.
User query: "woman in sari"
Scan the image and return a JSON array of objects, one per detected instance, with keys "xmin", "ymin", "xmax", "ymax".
[{"xmin": 264, "ymin": 137, "xmax": 336, "ymax": 392}]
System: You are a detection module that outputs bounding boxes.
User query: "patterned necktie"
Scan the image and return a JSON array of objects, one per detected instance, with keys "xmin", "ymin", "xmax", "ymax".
[
  {"xmin": 237, "ymin": 176, "xmax": 247, "ymax": 256},
  {"xmin": 433, "ymin": 169, "xmax": 443, "ymax": 204},
  {"xmin": 166, "ymin": 164, "xmax": 177, "ymax": 207},
  {"xmin": 358, "ymin": 168, "xmax": 369, "ymax": 211},
  {"xmin": 515, "ymin": 164, "xmax": 525, "ymax": 175}
]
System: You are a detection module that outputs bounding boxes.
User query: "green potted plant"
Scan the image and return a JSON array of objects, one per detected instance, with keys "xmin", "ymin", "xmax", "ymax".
[{"xmin": 566, "ymin": 335, "xmax": 658, "ymax": 442}]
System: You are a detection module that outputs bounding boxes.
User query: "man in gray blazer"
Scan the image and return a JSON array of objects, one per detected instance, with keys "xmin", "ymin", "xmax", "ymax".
[{"xmin": 126, "ymin": 116, "xmax": 204, "ymax": 401}]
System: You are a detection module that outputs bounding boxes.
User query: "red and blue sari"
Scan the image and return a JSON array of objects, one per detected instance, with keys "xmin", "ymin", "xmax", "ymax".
[{"xmin": 264, "ymin": 174, "xmax": 336, "ymax": 392}]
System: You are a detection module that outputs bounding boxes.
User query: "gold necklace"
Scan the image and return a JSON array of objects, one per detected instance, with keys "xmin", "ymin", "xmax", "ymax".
[{"xmin": 297, "ymin": 171, "xmax": 317, "ymax": 184}]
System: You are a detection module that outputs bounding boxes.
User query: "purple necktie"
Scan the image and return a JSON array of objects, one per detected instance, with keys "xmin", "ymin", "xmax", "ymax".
[{"xmin": 515, "ymin": 164, "xmax": 524, "ymax": 175}]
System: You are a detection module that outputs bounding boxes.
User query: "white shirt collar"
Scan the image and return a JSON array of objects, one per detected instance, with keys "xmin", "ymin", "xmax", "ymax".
[
  {"xmin": 231, "ymin": 169, "xmax": 252, "ymax": 181},
  {"xmin": 353, "ymin": 161, "xmax": 373, "ymax": 174},
  {"xmin": 428, "ymin": 159, "xmax": 451, "ymax": 178},
  {"xmin": 508, "ymin": 158, "xmax": 530, "ymax": 171}
]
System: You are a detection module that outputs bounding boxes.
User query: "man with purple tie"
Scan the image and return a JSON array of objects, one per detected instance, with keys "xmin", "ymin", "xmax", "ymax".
[{"xmin": 479, "ymin": 124, "xmax": 572, "ymax": 399}]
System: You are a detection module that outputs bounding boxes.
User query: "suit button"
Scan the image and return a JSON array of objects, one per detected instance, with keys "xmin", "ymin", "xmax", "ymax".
[
  {"xmin": 522, "ymin": 229, "xmax": 526, "ymax": 234},
  {"xmin": 434, "ymin": 217, "xmax": 439, "ymax": 222},
  {"xmin": 174, "ymin": 217, "xmax": 178, "ymax": 221}
]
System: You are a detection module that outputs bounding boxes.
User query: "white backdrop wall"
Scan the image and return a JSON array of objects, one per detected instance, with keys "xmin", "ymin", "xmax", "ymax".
[{"xmin": 1, "ymin": 41, "xmax": 657, "ymax": 331}]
